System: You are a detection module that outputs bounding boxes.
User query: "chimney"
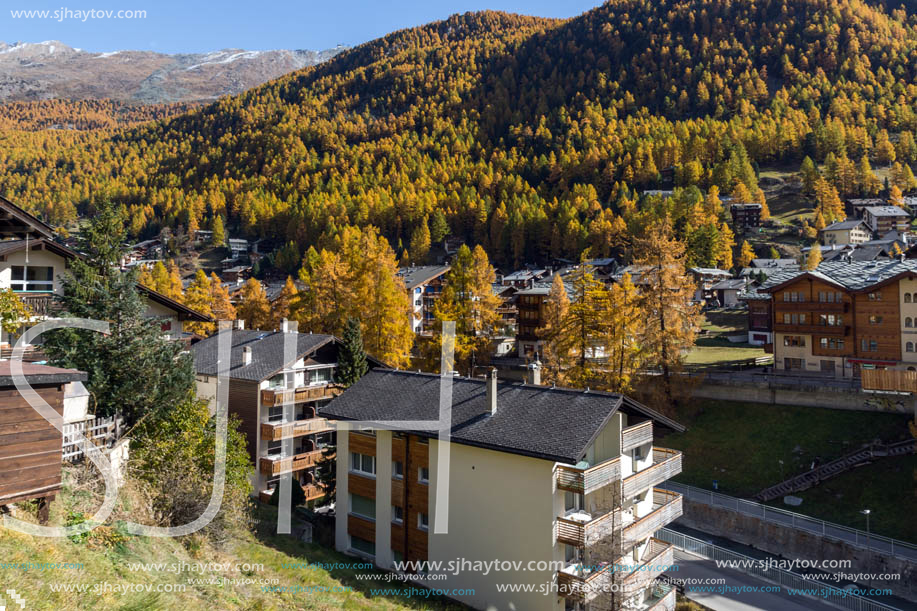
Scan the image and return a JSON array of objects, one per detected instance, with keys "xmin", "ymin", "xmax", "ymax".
[
  {"xmin": 281, "ymin": 318, "xmax": 293, "ymax": 333},
  {"xmin": 486, "ymin": 368, "xmax": 498, "ymax": 415},
  {"xmin": 233, "ymin": 319, "xmax": 245, "ymax": 330},
  {"xmin": 528, "ymin": 360, "xmax": 542, "ymax": 386},
  {"xmin": 242, "ymin": 346, "xmax": 252, "ymax": 366}
]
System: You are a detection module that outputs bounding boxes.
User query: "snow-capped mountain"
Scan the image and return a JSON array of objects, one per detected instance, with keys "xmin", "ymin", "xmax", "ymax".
[{"xmin": 0, "ymin": 41, "xmax": 345, "ymax": 103}]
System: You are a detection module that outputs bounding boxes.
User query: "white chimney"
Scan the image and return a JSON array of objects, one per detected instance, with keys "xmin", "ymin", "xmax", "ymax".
[
  {"xmin": 242, "ymin": 346, "xmax": 252, "ymax": 366},
  {"xmin": 529, "ymin": 360, "xmax": 542, "ymax": 386},
  {"xmin": 486, "ymin": 369, "xmax": 498, "ymax": 415},
  {"xmin": 233, "ymin": 319, "xmax": 245, "ymax": 330},
  {"xmin": 281, "ymin": 318, "xmax": 293, "ymax": 333}
]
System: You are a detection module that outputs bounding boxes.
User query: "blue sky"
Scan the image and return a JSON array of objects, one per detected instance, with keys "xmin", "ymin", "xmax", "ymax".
[{"xmin": 4, "ymin": 1, "xmax": 604, "ymax": 54}]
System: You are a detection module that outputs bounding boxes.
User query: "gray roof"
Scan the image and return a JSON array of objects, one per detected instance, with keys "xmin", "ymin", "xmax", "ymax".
[
  {"xmin": 711, "ymin": 278, "xmax": 747, "ymax": 290},
  {"xmin": 760, "ymin": 259, "xmax": 917, "ymax": 293},
  {"xmin": 751, "ymin": 258, "xmax": 799, "ymax": 269},
  {"xmin": 396, "ymin": 265, "xmax": 450, "ymax": 290},
  {"xmin": 823, "ymin": 219, "xmax": 867, "ymax": 231},
  {"xmin": 0, "ymin": 361, "xmax": 86, "ymax": 387},
  {"xmin": 847, "ymin": 198, "xmax": 885, "ymax": 206},
  {"xmin": 689, "ymin": 267, "xmax": 732, "ymax": 276},
  {"xmin": 191, "ymin": 329, "xmax": 336, "ymax": 382},
  {"xmin": 320, "ymin": 369, "xmax": 684, "ymax": 464},
  {"xmin": 516, "ymin": 281, "xmax": 553, "ymax": 296},
  {"xmin": 864, "ymin": 205, "xmax": 908, "ymax": 217}
]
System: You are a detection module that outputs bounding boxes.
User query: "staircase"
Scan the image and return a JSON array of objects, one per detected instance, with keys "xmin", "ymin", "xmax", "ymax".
[{"xmin": 754, "ymin": 440, "xmax": 916, "ymax": 502}]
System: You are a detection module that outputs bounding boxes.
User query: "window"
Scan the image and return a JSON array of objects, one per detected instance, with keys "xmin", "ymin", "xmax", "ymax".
[
  {"xmin": 307, "ymin": 366, "xmax": 334, "ymax": 385},
  {"xmin": 819, "ymin": 314, "xmax": 842, "ymax": 326},
  {"xmin": 267, "ymin": 440, "xmax": 282, "ymax": 456},
  {"xmin": 392, "ymin": 460, "xmax": 404, "ymax": 479},
  {"xmin": 350, "ymin": 536, "xmax": 375, "ymax": 556},
  {"xmin": 783, "ymin": 336, "xmax": 805, "ymax": 347},
  {"xmin": 350, "ymin": 452, "xmax": 376, "ymax": 476},
  {"xmin": 907, "ymin": 293, "xmax": 913, "ymax": 304},
  {"xmin": 818, "ymin": 291, "xmax": 826, "ymax": 303},
  {"xmin": 908, "ymin": 342, "xmax": 914, "ymax": 353},
  {"xmin": 907, "ymin": 318, "xmax": 913, "ymax": 328},
  {"xmin": 349, "ymin": 493, "xmax": 376, "ymax": 520},
  {"xmin": 869, "ymin": 315, "xmax": 883, "ymax": 325},
  {"xmin": 820, "ymin": 338, "xmax": 828, "ymax": 349},
  {"xmin": 868, "ymin": 292, "xmax": 882, "ymax": 301},
  {"xmin": 418, "ymin": 466, "xmax": 430, "ymax": 484},
  {"xmin": 392, "ymin": 505, "xmax": 404, "ymax": 524},
  {"xmin": 861, "ymin": 339, "xmax": 879, "ymax": 352},
  {"xmin": 10, "ymin": 265, "xmax": 54, "ymax": 292},
  {"xmin": 417, "ymin": 512, "xmax": 429, "ymax": 531}
]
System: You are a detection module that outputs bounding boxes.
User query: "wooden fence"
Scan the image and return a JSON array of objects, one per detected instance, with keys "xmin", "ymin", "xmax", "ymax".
[
  {"xmin": 62, "ymin": 416, "xmax": 122, "ymax": 462},
  {"xmin": 861, "ymin": 368, "xmax": 917, "ymax": 393}
]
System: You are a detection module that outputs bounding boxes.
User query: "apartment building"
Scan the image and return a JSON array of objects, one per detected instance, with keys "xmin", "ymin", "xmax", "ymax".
[
  {"xmin": 321, "ymin": 369, "xmax": 685, "ymax": 611},
  {"xmin": 515, "ymin": 282, "xmax": 551, "ymax": 358},
  {"xmin": 761, "ymin": 259, "xmax": 917, "ymax": 377},
  {"xmin": 191, "ymin": 326, "xmax": 381, "ymax": 501},
  {"xmin": 396, "ymin": 265, "xmax": 450, "ymax": 335},
  {"xmin": 730, "ymin": 203, "xmax": 762, "ymax": 232},
  {"xmin": 819, "ymin": 219, "xmax": 872, "ymax": 246},
  {"xmin": 862, "ymin": 206, "xmax": 909, "ymax": 235}
]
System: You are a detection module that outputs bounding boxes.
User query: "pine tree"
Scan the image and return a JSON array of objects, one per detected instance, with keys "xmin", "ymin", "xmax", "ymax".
[
  {"xmin": 633, "ymin": 219, "xmax": 701, "ymax": 409},
  {"xmin": 738, "ymin": 240, "xmax": 755, "ymax": 268},
  {"xmin": 166, "ymin": 261, "xmax": 184, "ymax": 300},
  {"xmin": 271, "ymin": 276, "xmax": 298, "ymax": 328},
  {"xmin": 805, "ymin": 246, "xmax": 822, "ymax": 270},
  {"xmin": 183, "ymin": 270, "xmax": 215, "ymax": 336},
  {"xmin": 605, "ymin": 272, "xmax": 643, "ymax": 393},
  {"xmin": 211, "ymin": 215, "xmax": 226, "ymax": 247},
  {"xmin": 716, "ymin": 222, "xmax": 735, "ymax": 269},
  {"xmin": 430, "ymin": 209, "xmax": 450, "ymax": 244},
  {"xmin": 800, "ymin": 156, "xmax": 819, "ymax": 193},
  {"xmin": 209, "ymin": 272, "xmax": 236, "ymax": 322},
  {"xmin": 43, "ymin": 202, "xmax": 194, "ymax": 426},
  {"xmin": 337, "ymin": 317, "xmax": 369, "ymax": 387},
  {"xmin": 237, "ymin": 278, "xmax": 271, "ymax": 330},
  {"xmin": 537, "ymin": 273, "xmax": 571, "ymax": 384},
  {"xmin": 409, "ymin": 217, "xmax": 432, "ymax": 264}
]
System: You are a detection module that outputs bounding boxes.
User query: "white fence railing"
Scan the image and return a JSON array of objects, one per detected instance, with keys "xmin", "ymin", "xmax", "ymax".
[
  {"xmin": 661, "ymin": 482, "xmax": 917, "ymax": 562},
  {"xmin": 658, "ymin": 528, "xmax": 900, "ymax": 611},
  {"xmin": 62, "ymin": 416, "xmax": 121, "ymax": 462}
]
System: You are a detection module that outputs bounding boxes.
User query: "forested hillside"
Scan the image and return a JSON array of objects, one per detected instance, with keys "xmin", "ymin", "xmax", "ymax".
[{"xmin": 2, "ymin": 0, "xmax": 917, "ymax": 265}]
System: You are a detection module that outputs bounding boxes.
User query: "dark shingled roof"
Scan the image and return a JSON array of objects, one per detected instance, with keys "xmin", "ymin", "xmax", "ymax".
[
  {"xmin": 760, "ymin": 259, "xmax": 917, "ymax": 293},
  {"xmin": 191, "ymin": 329, "xmax": 336, "ymax": 381},
  {"xmin": 0, "ymin": 361, "xmax": 86, "ymax": 386},
  {"xmin": 396, "ymin": 265, "xmax": 450, "ymax": 290},
  {"xmin": 320, "ymin": 369, "xmax": 685, "ymax": 465}
]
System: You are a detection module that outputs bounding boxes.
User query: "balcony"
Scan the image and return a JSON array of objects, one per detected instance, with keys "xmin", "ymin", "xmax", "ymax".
[
  {"xmin": 621, "ymin": 489, "xmax": 683, "ymax": 551},
  {"xmin": 777, "ymin": 301, "xmax": 847, "ymax": 312},
  {"xmin": 615, "ymin": 538, "xmax": 675, "ymax": 599},
  {"xmin": 774, "ymin": 323, "xmax": 848, "ymax": 336},
  {"xmin": 636, "ymin": 582, "xmax": 676, "ymax": 611},
  {"xmin": 18, "ymin": 293, "xmax": 62, "ymax": 317},
  {"xmin": 557, "ymin": 560, "xmax": 613, "ymax": 603},
  {"xmin": 622, "ymin": 448, "xmax": 682, "ymax": 499},
  {"xmin": 556, "ymin": 456, "xmax": 621, "ymax": 495},
  {"xmin": 556, "ymin": 507, "xmax": 621, "ymax": 548},
  {"xmin": 259, "ymin": 449, "xmax": 327, "ymax": 475},
  {"xmin": 260, "ymin": 417, "xmax": 335, "ymax": 441},
  {"xmin": 621, "ymin": 421, "xmax": 653, "ymax": 453},
  {"xmin": 258, "ymin": 483, "xmax": 325, "ymax": 504},
  {"xmin": 261, "ymin": 384, "xmax": 342, "ymax": 407}
]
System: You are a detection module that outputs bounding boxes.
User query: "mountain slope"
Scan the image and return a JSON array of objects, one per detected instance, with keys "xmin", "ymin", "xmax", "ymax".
[
  {"xmin": 0, "ymin": 40, "xmax": 345, "ymax": 103},
  {"xmin": 2, "ymin": 1, "xmax": 917, "ymax": 265}
]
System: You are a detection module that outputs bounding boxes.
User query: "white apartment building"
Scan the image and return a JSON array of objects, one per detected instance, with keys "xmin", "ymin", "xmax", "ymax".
[{"xmin": 321, "ymin": 369, "xmax": 685, "ymax": 611}]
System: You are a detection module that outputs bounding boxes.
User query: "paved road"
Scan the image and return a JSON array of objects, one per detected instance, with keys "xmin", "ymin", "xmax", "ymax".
[{"xmin": 667, "ymin": 549, "xmax": 840, "ymax": 611}]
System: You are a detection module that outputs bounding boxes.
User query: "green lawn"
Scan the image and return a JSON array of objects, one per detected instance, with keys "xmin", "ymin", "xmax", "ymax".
[
  {"xmin": 664, "ymin": 400, "xmax": 912, "ymax": 499},
  {"xmin": 780, "ymin": 454, "xmax": 917, "ymax": 543},
  {"xmin": 701, "ymin": 309, "xmax": 747, "ymax": 334},
  {"xmin": 685, "ymin": 336, "xmax": 766, "ymax": 366}
]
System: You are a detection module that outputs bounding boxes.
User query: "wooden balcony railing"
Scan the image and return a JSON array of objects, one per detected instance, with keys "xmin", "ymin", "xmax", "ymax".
[
  {"xmin": 258, "ymin": 483, "xmax": 325, "ymax": 504},
  {"xmin": 557, "ymin": 562, "xmax": 613, "ymax": 602},
  {"xmin": 773, "ymin": 323, "xmax": 848, "ymax": 336},
  {"xmin": 18, "ymin": 293, "xmax": 62, "ymax": 317},
  {"xmin": 615, "ymin": 538, "xmax": 674, "ymax": 598},
  {"xmin": 642, "ymin": 582, "xmax": 677, "ymax": 611},
  {"xmin": 776, "ymin": 301, "xmax": 847, "ymax": 312},
  {"xmin": 621, "ymin": 489, "xmax": 683, "ymax": 550},
  {"xmin": 556, "ymin": 506, "xmax": 622, "ymax": 548},
  {"xmin": 261, "ymin": 384, "xmax": 342, "ymax": 407},
  {"xmin": 258, "ymin": 449, "xmax": 328, "ymax": 475},
  {"xmin": 621, "ymin": 421, "xmax": 653, "ymax": 453},
  {"xmin": 260, "ymin": 417, "xmax": 335, "ymax": 441},
  {"xmin": 621, "ymin": 448, "xmax": 682, "ymax": 499},
  {"xmin": 556, "ymin": 456, "xmax": 621, "ymax": 495}
]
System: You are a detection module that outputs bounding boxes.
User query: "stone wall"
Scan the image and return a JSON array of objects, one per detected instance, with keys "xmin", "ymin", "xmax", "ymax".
[
  {"xmin": 677, "ymin": 498, "xmax": 917, "ymax": 602},
  {"xmin": 692, "ymin": 378, "xmax": 912, "ymax": 413}
]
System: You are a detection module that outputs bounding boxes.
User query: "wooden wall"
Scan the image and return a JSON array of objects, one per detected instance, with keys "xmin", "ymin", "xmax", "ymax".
[
  {"xmin": 228, "ymin": 379, "xmax": 259, "ymax": 463},
  {"xmin": 0, "ymin": 385, "xmax": 64, "ymax": 505},
  {"xmin": 853, "ymin": 284, "xmax": 901, "ymax": 361}
]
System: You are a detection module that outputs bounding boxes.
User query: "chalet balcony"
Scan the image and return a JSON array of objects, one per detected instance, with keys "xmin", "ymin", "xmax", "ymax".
[
  {"xmin": 615, "ymin": 538, "xmax": 675, "ymax": 599},
  {"xmin": 557, "ymin": 560, "xmax": 613, "ymax": 603},
  {"xmin": 261, "ymin": 383, "xmax": 342, "ymax": 407},
  {"xmin": 260, "ymin": 417, "xmax": 335, "ymax": 441},
  {"xmin": 556, "ymin": 456, "xmax": 621, "ymax": 495},
  {"xmin": 621, "ymin": 489, "xmax": 683, "ymax": 551},
  {"xmin": 556, "ymin": 506, "xmax": 621, "ymax": 548},
  {"xmin": 777, "ymin": 301, "xmax": 848, "ymax": 312},
  {"xmin": 621, "ymin": 448, "xmax": 682, "ymax": 499},
  {"xmin": 258, "ymin": 449, "xmax": 327, "ymax": 475},
  {"xmin": 18, "ymin": 293, "xmax": 63, "ymax": 317},
  {"xmin": 621, "ymin": 421, "xmax": 653, "ymax": 453},
  {"xmin": 636, "ymin": 582, "xmax": 676, "ymax": 611},
  {"xmin": 258, "ymin": 483, "xmax": 325, "ymax": 504},
  {"xmin": 773, "ymin": 323, "xmax": 848, "ymax": 336}
]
